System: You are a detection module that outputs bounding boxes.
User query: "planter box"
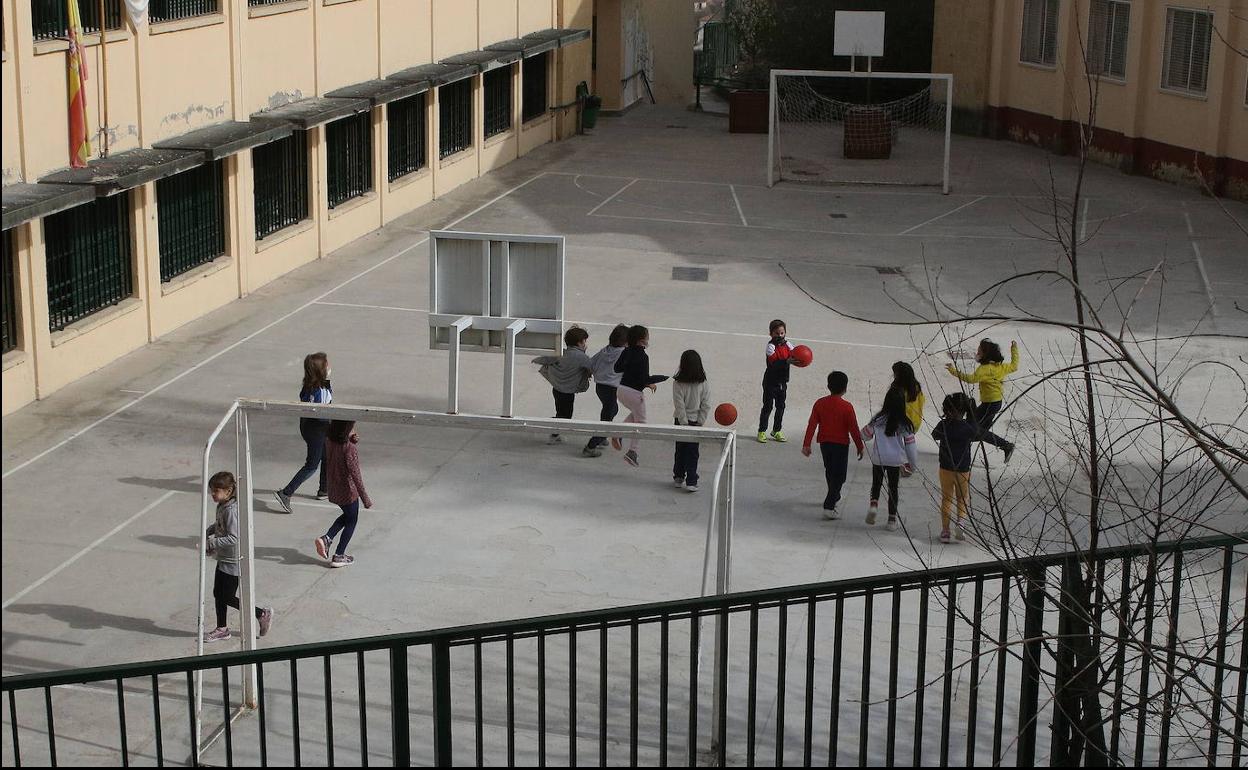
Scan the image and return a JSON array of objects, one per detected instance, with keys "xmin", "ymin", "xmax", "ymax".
[
  {"xmin": 844, "ymin": 107, "xmax": 892, "ymax": 159},
  {"xmin": 729, "ymin": 89, "xmax": 769, "ymax": 134}
]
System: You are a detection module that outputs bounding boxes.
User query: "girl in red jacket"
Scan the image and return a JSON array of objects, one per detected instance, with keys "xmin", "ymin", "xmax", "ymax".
[{"xmin": 314, "ymin": 420, "xmax": 374, "ymax": 568}]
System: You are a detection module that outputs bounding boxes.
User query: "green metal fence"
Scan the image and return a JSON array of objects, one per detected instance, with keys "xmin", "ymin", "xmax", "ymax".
[
  {"xmin": 695, "ymin": 18, "xmax": 741, "ymax": 89},
  {"xmin": 252, "ymin": 131, "xmax": 308, "ymax": 240},
  {"xmin": 522, "ymin": 53, "xmax": 549, "ymax": 123},
  {"xmin": 387, "ymin": 93, "xmax": 427, "ymax": 182},
  {"xmin": 484, "ymin": 67, "xmax": 512, "ymax": 138},
  {"xmin": 31, "ymin": 0, "xmax": 123, "ymax": 41},
  {"xmin": 43, "ymin": 195, "xmax": 133, "ymax": 332},
  {"xmin": 156, "ymin": 160, "xmax": 226, "ymax": 282},
  {"xmin": 148, "ymin": 0, "xmax": 218, "ymax": 23},
  {"xmin": 325, "ymin": 111, "xmax": 373, "ymax": 210},
  {"xmin": 1, "ymin": 229, "xmax": 16, "ymax": 353},
  {"xmin": 439, "ymin": 79, "xmax": 473, "ymax": 159},
  {"xmin": 2, "ymin": 534, "xmax": 1244, "ymax": 766}
]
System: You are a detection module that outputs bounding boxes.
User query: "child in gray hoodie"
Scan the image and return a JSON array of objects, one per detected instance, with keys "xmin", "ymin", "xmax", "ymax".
[
  {"xmin": 532, "ymin": 326, "xmax": 593, "ymax": 444},
  {"xmin": 583, "ymin": 323, "xmax": 629, "ymax": 457},
  {"xmin": 204, "ymin": 471, "xmax": 273, "ymax": 642}
]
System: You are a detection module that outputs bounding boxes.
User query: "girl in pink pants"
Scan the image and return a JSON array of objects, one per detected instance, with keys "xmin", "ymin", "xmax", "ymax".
[{"xmin": 611, "ymin": 325, "xmax": 668, "ymax": 466}]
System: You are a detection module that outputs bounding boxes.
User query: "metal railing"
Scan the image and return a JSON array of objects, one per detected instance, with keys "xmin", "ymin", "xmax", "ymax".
[
  {"xmin": 31, "ymin": 0, "xmax": 123, "ymax": 41},
  {"xmin": 252, "ymin": 131, "xmax": 308, "ymax": 240},
  {"xmin": 43, "ymin": 195, "xmax": 134, "ymax": 332},
  {"xmin": 325, "ymin": 111, "xmax": 373, "ymax": 210},
  {"xmin": 156, "ymin": 160, "xmax": 226, "ymax": 282},
  {"xmin": 387, "ymin": 92, "xmax": 427, "ymax": 182},
  {"xmin": 3, "ymin": 533, "xmax": 1244, "ymax": 766},
  {"xmin": 148, "ymin": 0, "xmax": 218, "ymax": 23}
]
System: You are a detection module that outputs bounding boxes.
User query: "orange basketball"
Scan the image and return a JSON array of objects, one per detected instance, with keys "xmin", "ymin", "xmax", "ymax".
[
  {"xmin": 792, "ymin": 345, "xmax": 814, "ymax": 367},
  {"xmin": 714, "ymin": 403, "xmax": 738, "ymax": 426}
]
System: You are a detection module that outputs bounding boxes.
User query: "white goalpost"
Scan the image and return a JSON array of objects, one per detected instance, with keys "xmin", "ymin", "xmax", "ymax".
[{"xmin": 767, "ymin": 69, "xmax": 954, "ymax": 194}]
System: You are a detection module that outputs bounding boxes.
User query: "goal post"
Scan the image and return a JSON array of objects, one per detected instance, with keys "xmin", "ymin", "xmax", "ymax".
[{"xmin": 767, "ymin": 69, "xmax": 954, "ymax": 194}]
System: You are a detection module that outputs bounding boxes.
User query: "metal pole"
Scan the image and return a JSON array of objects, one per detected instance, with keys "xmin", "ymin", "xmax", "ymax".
[
  {"xmin": 238, "ymin": 409, "xmax": 259, "ymax": 708},
  {"xmin": 447, "ymin": 316, "xmax": 472, "ymax": 414},
  {"xmin": 766, "ymin": 69, "xmax": 776, "ymax": 187},
  {"xmin": 502, "ymin": 319, "xmax": 527, "ymax": 417},
  {"xmin": 942, "ymin": 76, "xmax": 953, "ymax": 194},
  {"xmin": 97, "ymin": 0, "xmax": 109, "ymax": 157},
  {"xmin": 709, "ymin": 434, "xmax": 735, "ymax": 757}
]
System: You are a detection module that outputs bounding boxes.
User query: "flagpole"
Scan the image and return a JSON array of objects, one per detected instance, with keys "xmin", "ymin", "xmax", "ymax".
[{"xmin": 97, "ymin": 0, "xmax": 109, "ymax": 157}]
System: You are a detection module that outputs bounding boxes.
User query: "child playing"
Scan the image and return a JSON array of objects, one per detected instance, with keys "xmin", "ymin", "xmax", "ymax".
[
  {"xmin": 932, "ymin": 393, "xmax": 978, "ymax": 544},
  {"xmin": 613, "ymin": 325, "xmax": 669, "ymax": 467},
  {"xmin": 801, "ymin": 371, "xmax": 865, "ymax": 520},
  {"xmin": 205, "ymin": 471, "xmax": 273, "ymax": 642},
  {"xmin": 671, "ymin": 350, "xmax": 711, "ymax": 492},
  {"xmin": 757, "ymin": 319, "xmax": 793, "ymax": 443},
  {"xmin": 532, "ymin": 326, "xmax": 593, "ymax": 444},
  {"xmin": 584, "ymin": 324, "xmax": 630, "ymax": 458},
  {"xmin": 861, "ymin": 387, "xmax": 919, "ymax": 531},
  {"xmin": 891, "ymin": 361, "xmax": 925, "ymax": 432},
  {"xmin": 313, "ymin": 420, "xmax": 373, "ymax": 568},
  {"xmin": 274, "ymin": 352, "xmax": 333, "ymax": 513},
  {"xmin": 946, "ymin": 339, "xmax": 1019, "ymax": 463}
]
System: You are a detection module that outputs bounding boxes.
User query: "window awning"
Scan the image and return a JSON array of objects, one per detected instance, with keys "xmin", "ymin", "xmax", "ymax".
[
  {"xmin": 387, "ymin": 62, "xmax": 477, "ymax": 87},
  {"xmin": 486, "ymin": 28, "xmax": 591, "ymax": 58},
  {"xmin": 250, "ymin": 97, "xmax": 370, "ymax": 129},
  {"xmin": 440, "ymin": 49, "xmax": 521, "ymax": 73},
  {"xmin": 2, "ymin": 183, "xmax": 97, "ymax": 230},
  {"xmin": 39, "ymin": 148, "xmax": 205, "ymax": 196},
  {"xmin": 326, "ymin": 78, "xmax": 430, "ymax": 106},
  {"xmin": 152, "ymin": 120, "xmax": 294, "ymax": 160}
]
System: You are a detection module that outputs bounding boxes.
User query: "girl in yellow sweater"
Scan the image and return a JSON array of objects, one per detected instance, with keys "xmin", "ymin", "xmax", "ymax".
[
  {"xmin": 891, "ymin": 361, "xmax": 925, "ymax": 432},
  {"xmin": 947, "ymin": 339, "xmax": 1018, "ymax": 463}
]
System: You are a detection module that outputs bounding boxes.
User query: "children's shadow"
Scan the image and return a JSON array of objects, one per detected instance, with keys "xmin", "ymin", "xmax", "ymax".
[
  {"xmin": 5, "ymin": 604, "xmax": 190, "ymax": 639},
  {"xmin": 139, "ymin": 535, "xmax": 323, "ymax": 567}
]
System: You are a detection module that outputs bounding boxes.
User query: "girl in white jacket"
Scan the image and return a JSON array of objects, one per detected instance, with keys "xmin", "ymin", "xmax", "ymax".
[
  {"xmin": 671, "ymin": 350, "xmax": 711, "ymax": 492},
  {"xmin": 861, "ymin": 386, "xmax": 919, "ymax": 530}
]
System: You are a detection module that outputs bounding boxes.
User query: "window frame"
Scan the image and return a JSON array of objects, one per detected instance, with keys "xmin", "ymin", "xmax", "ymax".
[
  {"xmin": 1086, "ymin": 0, "xmax": 1131, "ymax": 81},
  {"xmin": 1019, "ymin": 0, "xmax": 1060, "ymax": 67},
  {"xmin": 325, "ymin": 110, "xmax": 374, "ymax": 209},
  {"xmin": 1161, "ymin": 6, "xmax": 1213, "ymax": 96},
  {"xmin": 2, "ymin": 229, "xmax": 18, "ymax": 354},
  {"xmin": 522, "ymin": 52, "xmax": 550, "ymax": 123},
  {"xmin": 483, "ymin": 66, "xmax": 514, "ymax": 139},
  {"xmin": 252, "ymin": 131, "xmax": 310, "ymax": 241},
  {"xmin": 148, "ymin": 0, "xmax": 220, "ymax": 24},
  {"xmin": 31, "ymin": 0, "xmax": 124, "ymax": 41},
  {"xmin": 156, "ymin": 160, "xmax": 228, "ymax": 282},
  {"xmin": 438, "ymin": 78, "xmax": 474, "ymax": 160},
  {"xmin": 386, "ymin": 92, "xmax": 428, "ymax": 182},
  {"xmin": 43, "ymin": 195, "xmax": 135, "ymax": 333}
]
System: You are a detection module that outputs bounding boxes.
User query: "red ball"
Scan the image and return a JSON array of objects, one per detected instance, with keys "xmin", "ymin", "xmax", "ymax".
[
  {"xmin": 714, "ymin": 403, "xmax": 738, "ymax": 426},
  {"xmin": 791, "ymin": 345, "xmax": 814, "ymax": 368}
]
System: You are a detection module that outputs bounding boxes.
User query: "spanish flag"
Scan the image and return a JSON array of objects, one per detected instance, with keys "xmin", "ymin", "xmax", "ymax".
[{"xmin": 67, "ymin": 0, "xmax": 91, "ymax": 168}]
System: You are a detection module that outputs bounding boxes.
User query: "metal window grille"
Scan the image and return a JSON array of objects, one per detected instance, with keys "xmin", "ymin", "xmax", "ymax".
[
  {"xmin": 1020, "ymin": 0, "xmax": 1059, "ymax": 66},
  {"xmin": 2, "ymin": 229, "xmax": 16, "ymax": 354},
  {"xmin": 31, "ymin": 0, "xmax": 123, "ymax": 41},
  {"xmin": 156, "ymin": 160, "xmax": 226, "ymax": 282},
  {"xmin": 387, "ymin": 92, "xmax": 427, "ymax": 182},
  {"xmin": 252, "ymin": 131, "xmax": 309, "ymax": 240},
  {"xmin": 248, "ymin": 0, "xmax": 291, "ymax": 5},
  {"xmin": 43, "ymin": 195, "xmax": 133, "ymax": 333},
  {"xmin": 522, "ymin": 53, "xmax": 549, "ymax": 122},
  {"xmin": 439, "ymin": 79, "xmax": 473, "ymax": 159},
  {"xmin": 483, "ymin": 67, "xmax": 513, "ymax": 138},
  {"xmin": 1162, "ymin": 8, "xmax": 1212, "ymax": 94},
  {"xmin": 1087, "ymin": 0, "xmax": 1130, "ymax": 79},
  {"xmin": 326, "ymin": 111, "xmax": 374, "ymax": 209},
  {"xmin": 148, "ymin": 0, "xmax": 218, "ymax": 23}
]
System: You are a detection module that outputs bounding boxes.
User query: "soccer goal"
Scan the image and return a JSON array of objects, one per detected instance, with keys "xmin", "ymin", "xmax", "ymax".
[{"xmin": 767, "ymin": 70, "xmax": 953, "ymax": 193}]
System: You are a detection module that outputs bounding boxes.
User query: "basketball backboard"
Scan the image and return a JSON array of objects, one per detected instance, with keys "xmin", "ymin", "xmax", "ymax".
[{"xmin": 833, "ymin": 11, "xmax": 885, "ymax": 58}]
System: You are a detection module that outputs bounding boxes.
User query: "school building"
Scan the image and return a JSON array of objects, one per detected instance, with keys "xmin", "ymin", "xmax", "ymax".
[
  {"xmin": 933, "ymin": 0, "xmax": 1248, "ymax": 197},
  {"xmin": 0, "ymin": 0, "xmax": 694, "ymax": 415}
]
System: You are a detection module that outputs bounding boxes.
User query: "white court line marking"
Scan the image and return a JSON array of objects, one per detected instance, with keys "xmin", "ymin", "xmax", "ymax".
[
  {"xmin": 1182, "ymin": 207, "xmax": 1195, "ymax": 236},
  {"xmin": 2, "ymin": 173, "xmax": 547, "ymax": 480},
  {"xmin": 588, "ymin": 210, "xmax": 1036, "ymax": 241},
  {"xmin": 2, "ymin": 490, "xmax": 179, "ymax": 609},
  {"xmin": 119, "ymin": 389, "xmax": 146, "ymax": 395},
  {"xmin": 730, "ymin": 184, "xmax": 749, "ymax": 226},
  {"xmin": 314, "ymin": 301, "xmax": 920, "ymax": 352},
  {"xmin": 1183, "ymin": 205, "xmax": 1216, "ymax": 311},
  {"xmin": 585, "ymin": 178, "xmax": 638, "ymax": 217},
  {"xmin": 316, "ymin": 301, "xmax": 428, "ymax": 313},
  {"xmin": 1079, "ymin": 198, "xmax": 1090, "ymax": 242},
  {"xmin": 897, "ymin": 195, "xmax": 987, "ymax": 235}
]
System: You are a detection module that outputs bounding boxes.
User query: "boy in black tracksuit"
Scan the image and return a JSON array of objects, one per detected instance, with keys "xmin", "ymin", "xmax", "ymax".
[{"xmin": 757, "ymin": 319, "xmax": 793, "ymax": 443}]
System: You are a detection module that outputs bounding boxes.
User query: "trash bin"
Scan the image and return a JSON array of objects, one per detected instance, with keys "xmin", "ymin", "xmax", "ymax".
[{"xmin": 583, "ymin": 96, "xmax": 602, "ymax": 129}]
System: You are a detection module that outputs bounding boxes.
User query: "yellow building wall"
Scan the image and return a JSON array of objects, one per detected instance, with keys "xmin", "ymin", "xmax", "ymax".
[
  {"xmin": 379, "ymin": 0, "xmax": 432, "ymax": 76},
  {"xmin": 143, "ymin": 18, "xmax": 233, "ymax": 145},
  {"xmin": 241, "ymin": 7, "xmax": 316, "ymax": 115},
  {"xmin": 480, "ymin": 0, "xmax": 521, "ymax": 46},
  {"xmin": 640, "ymin": 0, "xmax": 692, "ymax": 106},
  {"xmin": 519, "ymin": 0, "xmax": 555, "ymax": 35},
  {"xmin": 3, "ymin": 15, "xmax": 24, "ymax": 185},
  {"xmin": 315, "ymin": 0, "xmax": 380, "ymax": 94},
  {"xmin": 433, "ymin": 0, "xmax": 478, "ymax": 60},
  {"xmin": 556, "ymin": 0, "xmax": 593, "ymax": 139}
]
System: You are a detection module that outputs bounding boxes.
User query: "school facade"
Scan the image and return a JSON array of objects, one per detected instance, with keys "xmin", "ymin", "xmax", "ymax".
[
  {"xmin": 933, "ymin": 0, "xmax": 1248, "ymax": 198},
  {"xmin": 0, "ymin": 0, "xmax": 694, "ymax": 416}
]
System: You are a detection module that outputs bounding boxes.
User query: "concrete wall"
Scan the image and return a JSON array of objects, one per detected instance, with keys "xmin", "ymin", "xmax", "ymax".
[
  {"xmin": 595, "ymin": 0, "xmax": 694, "ymax": 112},
  {"xmin": 931, "ymin": 0, "xmax": 994, "ymax": 135},
  {"xmin": 964, "ymin": 0, "xmax": 1248, "ymax": 197},
  {"xmin": 1, "ymin": 0, "xmax": 602, "ymax": 414}
]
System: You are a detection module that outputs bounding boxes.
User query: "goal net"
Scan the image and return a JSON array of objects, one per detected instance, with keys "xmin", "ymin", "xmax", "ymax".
[{"xmin": 768, "ymin": 70, "xmax": 953, "ymax": 193}]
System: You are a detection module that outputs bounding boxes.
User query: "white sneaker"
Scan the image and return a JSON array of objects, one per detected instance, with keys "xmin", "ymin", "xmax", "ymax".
[
  {"xmin": 865, "ymin": 503, "xmax": 878, "ymax": 525},
  {"xmin": 822, "ymin": 507, "xmax": 840, "ymax": 520},
  {"xmin": 885, "ymin": 518, "xmax": 900, "ymax": 531},
  {"xmin": 674, "ymin": 478, "xmax": 686, "ymax": 488},
  {"xmin": 685, "ymin": 484, "xmax": 698, "ymax": 493},
  {"xmin": 955, "ymin": 520, "xmax": 967, "ymax": 541},
  {"xmin": 547, "ymin": 434, "xmax": 563, "ymax": 445}
]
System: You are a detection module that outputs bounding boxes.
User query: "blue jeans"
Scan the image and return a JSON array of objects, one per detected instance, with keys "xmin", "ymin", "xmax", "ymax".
[
  {"xmin": 281, "ymin": 420, "xmax": 328, "ymax": 497},
  {"xmin": 673, "ymin": 421, "xmax": 702, "ymax": 486},
  {"xmin": 326, "ymin": 500, "xmax": 360, "ymax": 556}
]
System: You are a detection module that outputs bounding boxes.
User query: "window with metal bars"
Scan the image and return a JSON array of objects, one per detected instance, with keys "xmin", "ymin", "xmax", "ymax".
[
  {"xmin": 1020, "ymin": 0, "xmax": 1059, "ymax": 66},
  {"xmin": 148, "ymin": 0, "xmax": 218, "ymax": 23},
  {"xmin": 387, "ymin": 93, "xmax": 427, "ymax": 182},
  {"xmin": 156, "ymin": 161, "xmax": 226, "ymax": 282},
  {"xmin": 326, "ymin": 111, "xmax": 374, "ymax": 209},
  {"xmin": 484, "ymin": 67, "xmax": 513, "ymax": 138},
  {"xmin": 1162, "ymin": 8, "xmax": 1212, "ymax": 94},
  {"xmin": 248, "ymin": 0, "xmax": 292, "ymax": 5},
  {"xmin": 252, "ymin": 131, "xmax": 309, "ymax": 240},
  {"xmin": 439, "ymin": 79, "xmax": 473, "ymax": 159},
  {"xmin": 31, "ymin": 0, "xmax": 123, "ymax": 41},
  {"xmin": 2, "ymin": 229, "xmax": 17, "ymax": 354},
  {"xmin": 1087, "ymin": 0, "xmax": 1130, "ymax": 79},
  {"xmin": 43, "ymin": 195, "xmax": 134, "ymax": 333},
  {"xmin": 522, "ymin": 53, "xmax": 549, "ymax": 123}
]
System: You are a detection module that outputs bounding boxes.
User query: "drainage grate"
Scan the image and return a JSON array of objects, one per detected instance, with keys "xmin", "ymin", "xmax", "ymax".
[
  {"xmin": 873, "ymin": 266, "xmax": 903, "ymax": 275},
  {"xmin": 665, "ymin": 124, "xmax": 689, "ymax": 129},
  {"xmin": 672, "ymin": 267, "xmax": 709, "ymax": 282},
  {"xmin": 828, "ymin": 213, "xmax": 847, "ymax": 219}
]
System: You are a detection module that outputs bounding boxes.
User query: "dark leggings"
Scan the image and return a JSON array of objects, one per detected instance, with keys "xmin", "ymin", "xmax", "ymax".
[
  {"xmin": 213, "ymin": 567, "xmax": 264, "ymax": 628},
  {"xmin": 974, "ymin": 401, "xmax": 1010, "ymax": 449},
  {"xmin": 672, "ymin": 421, "xmax": 702, "ymax": 485},
  {"xmin": 870, "ymin": 465, "xmax": 901, "ymax": 518},
  {"xmin": 326, "ymin": 499, "xmax": 360, "ymax": 556},
  {"xmin": 758, "ymin": 380, "xmax": 787, "ymax": 433},
  {"xmin": 282, "ymin": 420, "xmax": 328, "ymax": 496},
  {"xmin": 587, "ymin": 384, "xmax": 619, "ymax": 449}
]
